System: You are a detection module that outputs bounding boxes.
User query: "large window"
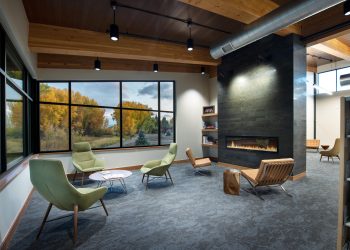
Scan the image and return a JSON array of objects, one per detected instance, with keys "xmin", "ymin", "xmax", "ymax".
[
  {"xmin": 316, "ymin": 66, "xmax": 350, "ymax": 94},
  {"xmin": 39, "ymin": 81, "xmax": 175, "ymax": 152},
  {"xmin": 0, "ymin": 28, "xmax": 33, "ymax": 173}
]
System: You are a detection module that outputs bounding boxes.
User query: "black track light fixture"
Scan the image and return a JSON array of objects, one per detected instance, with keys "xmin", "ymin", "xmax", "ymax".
[
  {"xmin": 153, "ymin": 63, "xmax": 158, "ymax": 72},
  {"xmin": 201, "ymin": 66, "xmax": 205, "ymax": 75},
  {"xmin": 110, "ymin": 1, "xmax": 119, "ymax": 41},
  {"xmin": 187, "ymin": 19, "xmax": 193, "ymax": 51},
  {"xmin": 94, "ymin": 58, "xmax": 101, "ymax": 71},
  {"xmin": 345, "ymin": 0, "xmax": 350, "ymax": 16}
]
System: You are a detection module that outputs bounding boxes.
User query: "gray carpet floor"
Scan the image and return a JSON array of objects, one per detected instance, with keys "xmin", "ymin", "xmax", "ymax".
[{"xmin": 9, "ymin": 152, "xmax": 339, "ymax": 250}]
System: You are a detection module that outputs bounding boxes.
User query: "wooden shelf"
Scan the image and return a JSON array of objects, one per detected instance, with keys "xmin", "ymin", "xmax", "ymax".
[
  {"xmin": 202, "ymin": 144, "xmax": 218, "ymax": 148},
  {"xmin": 202, "ymin": 113, "xmax": 218, "ymax": 118},
  {"xmin": 202, "ymin": 129, "xmax": 218, "ymax": 132}
]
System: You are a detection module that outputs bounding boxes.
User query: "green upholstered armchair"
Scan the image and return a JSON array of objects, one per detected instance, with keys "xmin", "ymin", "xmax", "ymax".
[
  {"xmin": 29, "ymin": 159, "xmax": 108, "ymax": 243},
  {"xmin": 140, "ymin": 143, "xmax": 177, "ymax": 189},
  {"xmin": 72, "ymin": 142, "xmax": 105, "ymax": 185}
]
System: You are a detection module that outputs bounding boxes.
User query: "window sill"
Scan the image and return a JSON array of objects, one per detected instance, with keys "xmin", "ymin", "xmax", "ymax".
[{"xmin": 0, "ymin": 154, "xmax": 39, "ymax": 191}]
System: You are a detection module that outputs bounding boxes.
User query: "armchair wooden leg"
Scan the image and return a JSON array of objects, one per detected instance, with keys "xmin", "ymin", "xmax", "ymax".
[
  {"xmin": 100, "ymin": 199, "xmax": 108, "ymax": 216},
  {"xmin": 73, "ymin": 171, "xmax": 77, "ymax": 182},
  {"xmin": 142, "ymin": 174, "xmax": 145, "ymax": 183},
  {"xmin": 73, "ymin": 204, "xmax": 78, "ymax": 243},
  {"xmin": 165, "ymin": 172, "xmax": 168, "ymax": 180},
  {"xmin": 81, "ymin": 172, "xmax": 84, "ymax": 186},
  {"xmin": 167, "ymin": 170, "xmax": 174, "ymax": 185},
  {"xmin": 146, "ymin": 174, "xmax": 149, "ymax": 190},
  {"xmin": 320, "ymin": 155, "xmax": 322, "ymax": 162},
  {"xmin": 338, "ymin": 155, "xmax": 341, "ymax": 160},
  {"xmin": 36, "ymin": 203, "xmax": 53, "ymax": 239}
]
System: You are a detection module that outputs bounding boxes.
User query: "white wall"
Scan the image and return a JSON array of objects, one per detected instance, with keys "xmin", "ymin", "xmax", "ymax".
[
  {"xmin": 0, "ymin": 0, "xmax": 37, "ymax": 77},
  {"xmin": 314, "ymin": 60, "xmax": 349, "ymax": 145},
  {"xmin": 37, "ymin": 68, "xmax": 211, "ymax": 173},
  {"xmin": 306, "ymin": 72, "xmax": 315, "ymax": 139},
  {"xmin": 0, "ymin": 163, "xmax": 33, "ymax": 242},
  {"xmin": 316, "ymin": 91, "xmax": 346, "ymax": 145}
]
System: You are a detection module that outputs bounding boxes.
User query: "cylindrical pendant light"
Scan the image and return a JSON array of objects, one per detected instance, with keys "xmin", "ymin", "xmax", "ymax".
[
  {"xmin": 94, "ymin": 58, "xmax": 101, "ymax": 71},
  {"xmin": 153, "ymin": 63, "xmax": 159, "ymax": 72},
  {"xmin": 110, "ymin": 1, "xmax": 119, "ymax": 41}
]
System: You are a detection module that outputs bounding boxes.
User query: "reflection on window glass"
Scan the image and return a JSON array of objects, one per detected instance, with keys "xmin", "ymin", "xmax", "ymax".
[
  {"xmin": 40, "ymin": 82, "xmax": 69, "ymax": 103},
  {"xmin": 40, "ymin": 104, "xmax": 69, "ymax": 151},
  {"xmin": 161, "ymin": 112, "xmax": 174, "ymax": 145},
  {"xmin": 337, "ymin": 67, "xmax": 350, "ymax": 91},
  {"xmin": 122, "ymin": 110, "xmax": 158, "ymax": 147},
  {"xmin": 122, "ymin": 82, "xmax": 158, "ymax": 110},
  {"xmin": 71, "ymin": 107, "xmax": 120, "ymax": 148},
  {"xmin": 6, "ymin": 84, "xmax": 23, "ymax": 166},
  {"xmin": 318, "ymin": 71, "xmax": 336, "ymax": 94},
  {"xmin": 160, "ymin": 82, "xmax": 174, "ymax": 111},
  {"xmin": 6, "ymin": 52, "xmax": 23, "ymax": 89},
  {"xmin": 72, "ymin": 82, "xmax": 120, "ymax": 107}
]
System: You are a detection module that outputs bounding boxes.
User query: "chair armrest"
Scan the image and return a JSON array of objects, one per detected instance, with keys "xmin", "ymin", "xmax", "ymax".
[
  {"xmin": 72, "ymin": 161, "xmax": 83, "ymax": 172},
  {"xmin": 76, "ymin": 187, "xmax": 108, "ymax": 211},
  {"xmin": 147, "ymin": 164, "xmax": 170, "ymax": 176},
  {"xmin": 142, "ymin": 160, "xmax": 162, "ymax": 169},
  {"xmin": 95, "ymin": 158, "xmax": 105, "ymax": 169}
]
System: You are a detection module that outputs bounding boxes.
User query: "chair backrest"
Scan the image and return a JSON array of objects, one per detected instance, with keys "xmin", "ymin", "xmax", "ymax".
[
  {"xmin": 29, "ymin": 159, "xmax": 79, "ymax": 211},
  {"xmin": 72, "ymin": 142, "xmax": 96, "ymax": 170},
  {"xmin": 255, "ymin": 158, "xmax": 294, "ymax": 186},
  {"xmin": 329, "ymin": 138, "xmax": 340, "ymax": 155},
  {"xmin": 160, "ymin": 143, "xmax": 177, "ymax": 166},
  {"xmin": 185, "ymin": 148, "xmax": 196, "ymax": 167}
]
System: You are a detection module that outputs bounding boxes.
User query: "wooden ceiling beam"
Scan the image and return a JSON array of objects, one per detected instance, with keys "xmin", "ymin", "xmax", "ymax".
[
  {"xmin": 311, "ymin": 38, "xmax": 350, "ymax": 61},
  {"xmin": 29, "ymin": 23, "xmax": 219, "ymax": 66},
  {"xmin": 37, "ymin": 54, "xmax": 218, "ymax": 78},
  {"xmin": 177, "ymin": 0, "xmax": 301, "ymax": 35}
]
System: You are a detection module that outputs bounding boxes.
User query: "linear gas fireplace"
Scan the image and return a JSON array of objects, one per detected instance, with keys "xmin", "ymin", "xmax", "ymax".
[{"xmin": 226, "ymin": 136, "xmax": 278, "ymax": 153}]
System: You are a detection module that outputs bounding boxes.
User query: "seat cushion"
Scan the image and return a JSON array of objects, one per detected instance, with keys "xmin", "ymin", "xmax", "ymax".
[
  {"xmin": 194, "ymin": 158, "xmax": 211, "ymax": 167},
  {"xmin": 241, "ymin": 169, "xmax": 259, "ymax": 185}
]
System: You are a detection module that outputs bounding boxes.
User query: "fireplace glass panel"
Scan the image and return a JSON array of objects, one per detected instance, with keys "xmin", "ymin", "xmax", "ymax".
[{"xmin": 226, "ymin": 136, "xmax": 278, "ymax": 153}]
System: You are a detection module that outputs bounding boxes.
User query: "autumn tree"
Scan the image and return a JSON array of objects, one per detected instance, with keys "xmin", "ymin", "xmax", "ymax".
[{"xmin": 113, "ymin": 101, "xmax": 156, "ymax": 138}]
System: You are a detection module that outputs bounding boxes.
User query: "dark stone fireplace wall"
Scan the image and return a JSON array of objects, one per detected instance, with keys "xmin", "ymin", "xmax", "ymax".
[{"xmin": 217, "ymin": 34, "xmax": 306, "ymax": 175}]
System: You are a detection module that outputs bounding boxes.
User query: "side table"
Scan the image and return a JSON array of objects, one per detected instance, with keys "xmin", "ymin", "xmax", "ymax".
[{"xmin": 223, "ymin": 169, "xmax": 240, "ymax": 195}]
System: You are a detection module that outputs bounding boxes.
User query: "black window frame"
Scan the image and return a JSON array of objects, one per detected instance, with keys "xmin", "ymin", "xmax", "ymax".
[
  {"xmin": 0, "ymin": 24, "xmax": 34, "ymax": 174},
  {"xmin": 38, "ymin": 80, "xmax": 176, "ymax": 152}
]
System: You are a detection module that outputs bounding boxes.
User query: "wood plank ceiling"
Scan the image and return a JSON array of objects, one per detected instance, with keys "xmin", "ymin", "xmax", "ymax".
[{"xmin": 22, "ymin": 0, "xmax": 350, "ymax": 74}]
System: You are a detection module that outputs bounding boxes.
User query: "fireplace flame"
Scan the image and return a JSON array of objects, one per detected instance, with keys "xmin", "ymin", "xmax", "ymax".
[{"xmin": 228, "ymin": 141, "xmax": 277, "ymax": 152}]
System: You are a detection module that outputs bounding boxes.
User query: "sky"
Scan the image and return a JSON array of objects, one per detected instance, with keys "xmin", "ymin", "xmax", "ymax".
[{"xmin": 42, "ymin": 81, "xmax": 174, "ymax": 111}]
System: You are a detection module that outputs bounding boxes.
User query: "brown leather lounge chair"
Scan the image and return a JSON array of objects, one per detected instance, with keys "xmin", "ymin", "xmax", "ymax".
[
  {"xmin": 186, "ymin": 148, "xmax": 212, "ymax": 175},
  {"xmin": 241, "ymin": 158, "xmax": 294, "ymax": 200},
  {"xmin": 319, "ymin": 138, "xmax": 340, "ymax": 162}
]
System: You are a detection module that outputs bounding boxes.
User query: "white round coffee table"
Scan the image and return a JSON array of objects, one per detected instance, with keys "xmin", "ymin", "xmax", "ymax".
[{"xmin": 89, "ymin": 170, "xmax": 132, "ymax": 193}]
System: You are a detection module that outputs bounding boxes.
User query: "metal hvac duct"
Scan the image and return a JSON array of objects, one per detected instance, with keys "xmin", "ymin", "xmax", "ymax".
[{"xmin": 210, "ymin": 0, "xmax": 345, "ymax": 59}]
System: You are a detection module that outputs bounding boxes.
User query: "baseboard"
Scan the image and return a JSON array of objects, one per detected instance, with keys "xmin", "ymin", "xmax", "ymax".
[
  {"xmin": 66, "ymin": 159, "xmax": 190, "ymax": 180},
  {"xmin": 0, "ymin": 188, "xmax": 34, "ymax": 250},
  {"xmin": 289, "ymin": 171, "xmax": 306, "ymax": 181}
]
